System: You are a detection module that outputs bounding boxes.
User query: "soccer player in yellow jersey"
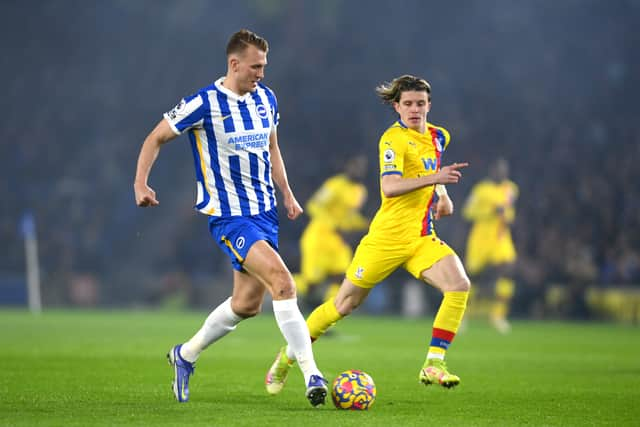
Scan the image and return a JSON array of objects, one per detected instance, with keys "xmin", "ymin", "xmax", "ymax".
[
  {"xmin": 294, "ymin": 155, "xmax": 369, "ymax": 306},
  {"xmin": 463, "ymin": 158, "xmax": 518, "ymax": 333},
  {"xmin": 266, "ymin": 75, "xmax": 471, "ymax": 392}
]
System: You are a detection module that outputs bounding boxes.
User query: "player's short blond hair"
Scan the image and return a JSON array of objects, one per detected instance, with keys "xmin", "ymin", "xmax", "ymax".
[
  {"xmin": 226, "ymin": 29, "xmax": 269, "ymax": 56},
  {"xmin": 376, "ymin": 75, "xmax": 431, "ymax": 104}
]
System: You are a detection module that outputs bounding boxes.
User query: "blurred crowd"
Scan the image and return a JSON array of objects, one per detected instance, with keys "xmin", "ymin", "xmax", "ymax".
[{"xmin": 1, "ymin": 1, "xmax": 638, "ymax": 317}]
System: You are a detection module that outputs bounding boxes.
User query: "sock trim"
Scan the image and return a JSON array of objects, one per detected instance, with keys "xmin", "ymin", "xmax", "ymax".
[{"xmin": 432, "ymin": 327, "xmax": 455, "ymax": 342}]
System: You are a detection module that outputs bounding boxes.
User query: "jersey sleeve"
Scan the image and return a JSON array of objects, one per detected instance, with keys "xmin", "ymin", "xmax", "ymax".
[
  {"xmin": 379, "ymin": 129, "xmax": 408, "ymax": 177},
  {"xmin": 270, "ymin": 92, "xmax": 279, "ymax": 127},
  {"xmin": 163, "ymin": 93, "xmax": 206, "ymax": 135},
  {"xmin": 430, "ymin": 124, "xmax": 451, "ymax": 153},
  {"xmin": 441, "ymin": 127, "xmax": 451, "ymax": 151},
  {"xmin": 259, "ymin": 83, "xmax": 279, "ymax": 127}
]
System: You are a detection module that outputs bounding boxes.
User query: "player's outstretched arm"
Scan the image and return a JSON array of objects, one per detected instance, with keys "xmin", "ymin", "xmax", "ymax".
[
  {"xmin": 433, "ymin": 162, "xmax": 469, "ymax": 184},
  {"xmin": 134, "ymin": 119, "xmax": 177, "ymax": 207},
  {"xmin": 381, "ymin": 162, "xmax": 469, "ymax": 198}
]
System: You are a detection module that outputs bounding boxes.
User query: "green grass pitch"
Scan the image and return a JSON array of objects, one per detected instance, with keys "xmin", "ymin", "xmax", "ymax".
[{"xmin": 1, "ymin": 309, "xmax": 638, "ymax": 426}]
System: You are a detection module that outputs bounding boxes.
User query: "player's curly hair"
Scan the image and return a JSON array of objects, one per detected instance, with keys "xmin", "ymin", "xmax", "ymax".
[
  {"xmin": 226, "ymin": 29, "xmax": 269, "ymax": 56},
  {"xmin": 376, "ymin": 75, "xmax": 431, "ymax": 104}
]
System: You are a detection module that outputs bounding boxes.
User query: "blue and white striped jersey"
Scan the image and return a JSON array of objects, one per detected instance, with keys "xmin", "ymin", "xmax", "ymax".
[{"xmin": 164, "ymin": 77, "xmax": 279, "ymax": 217}]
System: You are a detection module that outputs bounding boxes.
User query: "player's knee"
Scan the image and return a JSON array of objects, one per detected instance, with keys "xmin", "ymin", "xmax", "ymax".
[
  {"xmin": 230, "ymin": 300, "xmax": 262, "ymax": 318},
  {"xmin": 270, "ymin": 270, "xmax": 297, "ymax": 300},
  {"xmin": 454, "ymin": 275, "xmax": 471, "ymax": 292},
  {"xmin": 439, "ymin": 275, "xmax": 471, "ymax": 293}
]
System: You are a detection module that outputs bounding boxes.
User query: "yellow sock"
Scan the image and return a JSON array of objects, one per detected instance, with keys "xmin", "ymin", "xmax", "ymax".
[
  {"xmin": 492, "ymin": 277, "xmax": 514, "ymax": 320},
  {"xmin": 306, "ymin": 297, "xmax": 343, "ymax": 341},
  {"xmin": 490, "ymin": 301, "xmax": 508, "ymax": 320},
  {"xmin": 427, "ymin": 291, "xmax": 469, "ymax": 359}
]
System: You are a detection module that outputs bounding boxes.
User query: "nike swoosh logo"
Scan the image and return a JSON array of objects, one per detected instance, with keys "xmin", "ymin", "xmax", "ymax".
[{"xmin": 221, "ymin": 114, "xmax": 232, "ymax": 121}]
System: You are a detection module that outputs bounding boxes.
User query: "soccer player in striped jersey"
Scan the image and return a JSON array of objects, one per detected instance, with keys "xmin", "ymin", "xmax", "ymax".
[
  {"xmin": 266, "ymin": 75, "xmax": 471, "ymax": 393},
  {"xmin": 134, "ymin": 29, "xmax": 327, "ymax": 406}
]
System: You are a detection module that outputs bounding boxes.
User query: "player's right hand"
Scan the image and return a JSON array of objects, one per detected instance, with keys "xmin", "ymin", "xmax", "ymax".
[
  {"xmin": 435, "ymin": 162, "xmax": 469, "ymax": 184},
  {"xmin": 134, "ymin": 184, "xmax": 160, "ymax": 207}
]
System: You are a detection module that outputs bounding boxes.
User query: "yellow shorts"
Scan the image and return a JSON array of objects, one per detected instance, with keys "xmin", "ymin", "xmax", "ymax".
[
  {"xmin": 346, "ymin": 233, "xmax": 456, "ymax": 289},
  {"xmin": 299, "ymin": 222, "xmax": 353, "ymax": 284},
  {"xmin": 465, "ymin": 236, "xmax": 516, "ymax": 276}
]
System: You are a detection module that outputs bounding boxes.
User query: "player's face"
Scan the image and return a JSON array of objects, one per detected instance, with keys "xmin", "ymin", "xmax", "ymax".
[
  {"xmin": 393, "ymin": 90, "xmax": 431, "ymax": 133},
  {"xmin": 491, "ymin": 158, "xmax": 509, "ymax": 181},
  {"xmin": 230, "ymin": 45, "xmax": 267, "ymax": 94},
  {"xmin": 347, "ymin": 155, "xmax": 368, "ymax": 180}
]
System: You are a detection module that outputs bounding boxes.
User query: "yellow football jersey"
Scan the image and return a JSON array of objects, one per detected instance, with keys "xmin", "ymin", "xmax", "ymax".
[
  {"xmin": 367, "ymin": 121, "xmax": 451, "ymax": 242},
  {"xmin": 463, "ymin": 179, "xmax": 518, "ymax": 232},
  {"xmin": 306, "ymin": 174, "xmax": 368, "ymax": 231},
  {"xmin": 463, "ymin": 179, "xmax": 518, "ymax": 273}
]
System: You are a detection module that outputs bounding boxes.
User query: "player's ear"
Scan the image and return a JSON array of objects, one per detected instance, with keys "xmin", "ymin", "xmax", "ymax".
[
  {"xmin": 228, "ymin": 56, "xmax": 239, "ymax": 72},
  {"xmin": 393, "ymin": 102, "xmax": 401, "ymax": 115}
]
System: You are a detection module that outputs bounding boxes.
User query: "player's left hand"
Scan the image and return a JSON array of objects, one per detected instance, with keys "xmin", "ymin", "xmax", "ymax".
[
  {"xmin": 434, "ymin": 195, "xmax": 453, "ymax": 219},
  {"xmin": 134, "ymin": 182, "xmax": 160, "ymax": 207},
  {"xmin": 284, "ymin": 194, "xmax": 303, "ymax": 220}
]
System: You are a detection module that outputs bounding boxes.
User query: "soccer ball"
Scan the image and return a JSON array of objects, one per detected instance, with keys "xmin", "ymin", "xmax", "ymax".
[{"xmin": 331, "ymin": 369, "xmax": 376, "ymax": 410}]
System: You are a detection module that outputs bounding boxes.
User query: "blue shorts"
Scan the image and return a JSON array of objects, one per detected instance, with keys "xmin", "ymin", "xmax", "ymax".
[{"xmin": 208, "ymin": 207, "xmax": 279, "ymax": 271}]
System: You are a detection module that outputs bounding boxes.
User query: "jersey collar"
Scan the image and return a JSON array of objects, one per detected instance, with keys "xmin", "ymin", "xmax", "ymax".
[
  {"xmin": 215, "ymin": 77, "xmax": 254, "ymax": 101},
  {"xmin": 397, "ymin": 119, "xmax": 428, "ymax": 136}
]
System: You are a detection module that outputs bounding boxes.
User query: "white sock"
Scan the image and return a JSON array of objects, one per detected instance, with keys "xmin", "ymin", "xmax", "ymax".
[
  {"xmin": 180, "ymin": 297, "xmax": 243, "ymax": 363},
  {"xmin": 285, "ymin": 345, "xmax": 296, "ymax": 361},
  {"xmin": 272, "ymin": 298, "xmax": 322, "ymax": 385}
]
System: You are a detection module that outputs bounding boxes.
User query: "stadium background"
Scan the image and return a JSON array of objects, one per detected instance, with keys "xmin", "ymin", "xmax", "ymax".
[{"xmin": 1, "ymin": 0, "xmax": 639, "ymax": 321}]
